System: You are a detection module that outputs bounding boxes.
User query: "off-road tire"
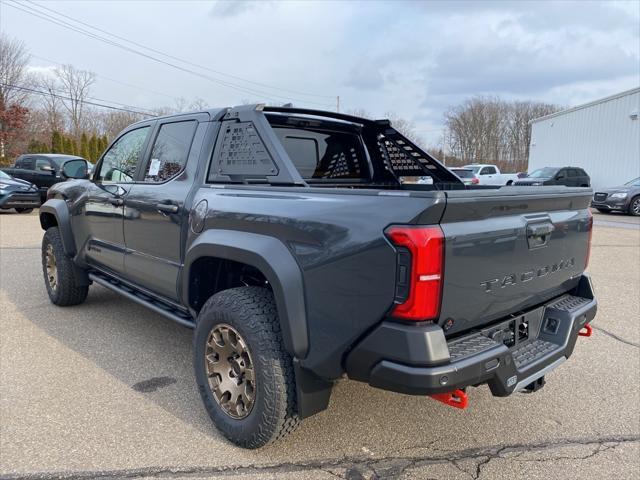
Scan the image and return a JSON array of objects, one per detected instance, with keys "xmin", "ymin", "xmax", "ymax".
[
  {"xmin": 41, "ymin": 226, "xmax": 88, "ymax": 306},
  {"xmin": 15, "ymin": 208, "xmax": 33, "ymax": 214},
  {"xmin": 194, "ymin": 287, "xmax": 300, "ymax": 448}
]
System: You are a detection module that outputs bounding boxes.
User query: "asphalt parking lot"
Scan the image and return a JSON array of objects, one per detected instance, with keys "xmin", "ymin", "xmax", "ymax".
[{"xmin": 1, "ymin": 210, "xmax": 638, "ymax": 480}]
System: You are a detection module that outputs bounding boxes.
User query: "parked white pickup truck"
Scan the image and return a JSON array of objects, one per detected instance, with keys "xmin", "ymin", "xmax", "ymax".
[{"xmin": 464, "ymin": 164, "xmax": 520, "ymax": 186}]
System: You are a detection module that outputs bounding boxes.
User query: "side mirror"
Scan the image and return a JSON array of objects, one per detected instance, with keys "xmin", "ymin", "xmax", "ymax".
[
  {"xmin": 61, "ymin": 159, "xmax": 89, "ymax": 179},
  {"xmin": 556, "ymin": 174, "xmax": 565, "ymax": 180}
]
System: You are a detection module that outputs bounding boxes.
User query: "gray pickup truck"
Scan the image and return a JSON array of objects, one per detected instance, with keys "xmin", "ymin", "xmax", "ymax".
[{"xmin": 39, "ymin": 105, "xmax": 596, "ymax": 448}]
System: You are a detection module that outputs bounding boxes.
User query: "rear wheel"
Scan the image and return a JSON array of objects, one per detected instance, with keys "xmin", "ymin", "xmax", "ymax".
[
  {"xmin": 630, "ymin": 196, "xmax": 640, "ymax": 216},
  {"xmin": 15, "ymin": 208, "xmax": 33, "ymax": 214},
  {"xmin": 41, "ymin": 227, "xmax": 89, "ymax": 306},
  {"xmin": 194, "ymin": 287, "xmax": 299, "ymax": 448}
]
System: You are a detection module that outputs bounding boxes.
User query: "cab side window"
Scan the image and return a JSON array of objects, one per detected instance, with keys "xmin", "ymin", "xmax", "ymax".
[
  {"xmin": 16, "ymin": 157, "xmax": 35, "ymax": 169},
  {"xmin": 96, "ymin": 127, "xmax": 150, "ymax": 182},
  {"xmin": 36, "ymin": 158, "xmax": 52, "ymax": 171},
  {"xmin": 143, "ymin": 121, "xmax": 197, "ymax": 183},
  {"xmin": 481, "ymin": 166, "xmax": 496, "ymax": 175}
]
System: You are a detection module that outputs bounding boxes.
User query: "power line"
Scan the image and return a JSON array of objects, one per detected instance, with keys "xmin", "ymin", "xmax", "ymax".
[
  {"xmin": 2, "ymin": 83, "xmax": 156, "ymax": 117},
  {"xmin": 6, "ymin": 0, "xmax": 336, "ymax": 109},
  {"xmin": 31, "ymin": 53, "xmax": 179, "ymax": 103},
  {"xmin": 27, "ymin": 0, "xmax": 335, "ymax": 100},
  {"xmin": 40, "ymin": 82, "xmax": 158, "ymax": 116}
]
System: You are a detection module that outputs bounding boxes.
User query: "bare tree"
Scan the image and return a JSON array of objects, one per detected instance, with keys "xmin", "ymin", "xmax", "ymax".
[
  {"xmin": 55, "ymin": 64, "xmax": 95, "ymax": 137},
  {"xmin": 384, "ymin": 111, "xmax": 425, "ymax": 147},
  {"xmin": 0, "ymin": 34, "xmax": 32, "ymax": 161},
  {"xmin": 100, "ymin": 110, "xmax": 145, "ymax": 139},
  {"xmin": 34, "ymin": 73, "xmax": 65, "ymax": 133},
  {"xmin": 0, "ymin": 34, "xmax": 31, "ymax": 109},
  {"xmin": 348, "ymin": 108, "xmax": 425, "ymax": 147},
  {"xmin": 445, "ymin": 96, "xmax": 560, "ymax": 171},
  {"xmin": 189, "ymin": 97, "xmax": 208, "ymax": 110}
]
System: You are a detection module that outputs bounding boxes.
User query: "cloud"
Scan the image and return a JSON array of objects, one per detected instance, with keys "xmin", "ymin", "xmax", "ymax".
[{"xmin": 210, "ymin": 0, "xmax": 271, "ymax": 18}]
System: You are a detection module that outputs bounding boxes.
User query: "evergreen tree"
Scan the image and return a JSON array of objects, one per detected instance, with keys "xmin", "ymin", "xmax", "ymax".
[
  {"xmin": 28, "ymin": 139, "xmax": 45, "ymax": 153},
  {"xmin": 51, "ymin": 131, "xmax": 63, "ymax": 153},
  {"xmin": 63, "ymin": 136, "xmax": 73, "ymax": 154},
  {"xmin": 80, "ymin": 133, "xmax": 90, "ymax": 159},
  {"xmin": 88, "ymin": 134, "xmax": 99, "ymax": 162}
]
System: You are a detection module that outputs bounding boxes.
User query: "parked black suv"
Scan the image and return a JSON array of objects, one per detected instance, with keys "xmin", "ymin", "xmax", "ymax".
[
  {"xmin": 2, "ymin": 154, "xmax": 90, "ymax": 202},
  {"xmin": 38, "ymin": 105, "xmax": 596, "ymax": 448},
  {"xmin": 515, "ymin": 167, "xmax": 590, "ymax": 187}
]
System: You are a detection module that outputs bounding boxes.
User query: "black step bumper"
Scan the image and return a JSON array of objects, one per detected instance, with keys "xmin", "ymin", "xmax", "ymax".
[{"xmin": 345, "ymin": 274, "xmax": 597, "ymax": 397}]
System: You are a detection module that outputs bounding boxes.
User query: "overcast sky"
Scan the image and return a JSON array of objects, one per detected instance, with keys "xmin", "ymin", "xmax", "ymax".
[{"xmin": 2, "ymin": 0, "xmax": 639, "ymax": 146}]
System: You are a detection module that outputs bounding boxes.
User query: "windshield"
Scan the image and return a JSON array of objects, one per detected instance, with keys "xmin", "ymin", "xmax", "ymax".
[
  {"xmin": 452, "ymin": 169, "xmax": 474, "ymax": 178},
  {"xmin": 0, "ymin": 170, "xmax": 10, "ymax": 180},
  {"xmin": 625, "ymin": 177, "xmax": 640, "ymax": 187},
  {"xmin": 528, "ymin": 167, "xmax": 558, "ymax": 178},
  {"xmin": 464, "ymin": 166, "xmax": 482, "ymax": 174}
]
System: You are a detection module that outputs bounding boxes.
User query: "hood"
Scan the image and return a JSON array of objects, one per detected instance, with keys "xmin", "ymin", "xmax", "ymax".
[
  {"xmin": 0, "ymin": 176, "xmax": 38, "ymax": 192},
  {"xmin": 599, "ymin": 186, "xmax": 633, "ymax": 194},
  {"xmin": 515, "ymin": 177, "xmax": 551, "ymax": 184}
]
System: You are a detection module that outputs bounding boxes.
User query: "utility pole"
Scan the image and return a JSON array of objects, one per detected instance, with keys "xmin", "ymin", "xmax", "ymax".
[
  {"xmin": 336, "ymin": 96, "xmax": 340, "ymax": 113},
  {"xmin": 442, "ymin": 129, "xmax": 447, "ymax": 166}
]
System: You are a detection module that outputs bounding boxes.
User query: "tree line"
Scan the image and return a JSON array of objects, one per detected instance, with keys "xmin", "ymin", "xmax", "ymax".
[
  {"xmin": 27, "ymin": 131, "xmax": 109, "ymax": 162},
  {"xmin": 2, "ymin": 33, "xmax": 560, "ymax": 172},
  {"xmin": 441, "ymin": 97, "xmax": 560, "ymax": 172}
]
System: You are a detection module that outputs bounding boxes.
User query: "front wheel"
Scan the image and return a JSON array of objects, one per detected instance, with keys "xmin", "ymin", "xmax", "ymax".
[
  {"xmin": 193, "ymin": 287, "xmax": 299, "ymax": 448},
  {"xmin": 41, "ymin": 227, "xmax": 89, "ymax": 306},
  {"xmin": 630, "ymin": 196, "xmax": 640, "ymax": 216}
]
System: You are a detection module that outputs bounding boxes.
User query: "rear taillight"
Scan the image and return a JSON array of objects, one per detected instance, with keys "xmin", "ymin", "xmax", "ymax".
[
  {"xmin": 585, "ymin": 209, "xmax": 593, "ymax": 269},
  {"xmin": 385, "ymin": 225, "xmax": 444, "ymax": 321},
  {"xmin": 471, "ymin": 177, "xmax": 479, "ymax": 184}
]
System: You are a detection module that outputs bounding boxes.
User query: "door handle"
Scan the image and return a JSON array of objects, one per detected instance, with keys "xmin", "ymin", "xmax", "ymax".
[
  {"xmin": 156, "ymin": 203, "xmax": 179, "ymax": 214},
  {"xmin": 109, "ymin": 198, "xmax": 124, "ymax": 206}
]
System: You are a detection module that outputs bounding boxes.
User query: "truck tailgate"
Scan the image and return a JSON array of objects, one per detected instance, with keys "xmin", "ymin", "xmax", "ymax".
[{"xmin": 438, "ymin": 187, "xmax": 592, "ymax": 336}]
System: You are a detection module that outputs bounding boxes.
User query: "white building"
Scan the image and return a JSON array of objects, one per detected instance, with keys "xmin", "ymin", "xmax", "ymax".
[{"xmin": 528, "ymin": 87, "xmax": 640, "ymax": 191}]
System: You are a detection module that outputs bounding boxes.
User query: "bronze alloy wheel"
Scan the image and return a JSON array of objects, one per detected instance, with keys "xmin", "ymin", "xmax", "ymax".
[
  {"xmin": 45, "ymin": 243, "xmax": 58, "ymax": 291},
  {"xmin": 205, "ymin": 324, "xmax": 256, "ymax": 419}
]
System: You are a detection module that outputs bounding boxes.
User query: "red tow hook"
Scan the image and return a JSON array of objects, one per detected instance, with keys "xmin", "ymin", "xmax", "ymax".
[
  {"xmin": 579, "ymin": 323, "xmax": 593, "ymax": 337},
  {"xmin": 430, "ymin": 389, "xmax": 469, "ymax": 409}
]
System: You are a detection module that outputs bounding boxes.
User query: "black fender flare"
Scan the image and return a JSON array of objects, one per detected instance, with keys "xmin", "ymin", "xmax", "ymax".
[
  {"xmin": 39, "ymin": 199, "xmax": 77, "ymax": 257},
  {"xmin": 183, "ymin": 229, "xmax": 309, "ymax": 360}
]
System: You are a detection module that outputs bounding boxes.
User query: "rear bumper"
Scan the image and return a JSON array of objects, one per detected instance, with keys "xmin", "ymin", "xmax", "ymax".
[
  {"xmin": 346, "ymin": 274, "xmax": 597, "ymax": 397},
  {"xmin": 0, "ymin": 191, "xmax": 41, "ymax": 209}
]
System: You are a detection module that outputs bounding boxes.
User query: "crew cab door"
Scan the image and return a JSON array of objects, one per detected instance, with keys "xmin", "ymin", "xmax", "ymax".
[
  {"xmin": 122, "ymin": 115, "xmax": 206, "ymax": 300},
  {"xmin": 11, "ymin": 156, "xmax": 36, "ymax": 183},
  {"xmin": 83, "ymin": 125, "xmax": 153, "ymax": 275}
]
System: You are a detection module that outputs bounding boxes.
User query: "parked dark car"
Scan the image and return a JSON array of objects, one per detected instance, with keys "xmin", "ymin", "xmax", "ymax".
[
  {"xmin": 1, "ymin": 154, "xmax": 90, "ymax": 202},
  {"xmin": 0, "ymin": 170, "xmax": 41, "ymax": 213},
  {"xmin": 515, "ymin": 167, "xmax": 590, "ymax": 187},
  {"xmin": 449, "ymin": 167, "xmax": 475, "ymax": 185},
  {"xmin": 38, "ymin": 105, "xmax": 596, "ymax": 448},
  {"xmin": 591, "ymin": 177, "xmax": 640, "ymax": 216}
]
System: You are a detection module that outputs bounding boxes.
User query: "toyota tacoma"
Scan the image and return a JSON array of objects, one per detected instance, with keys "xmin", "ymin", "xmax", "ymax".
[{"xmin": 38, "ymin": 105, "xmax": 597, "ymax": 448}]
